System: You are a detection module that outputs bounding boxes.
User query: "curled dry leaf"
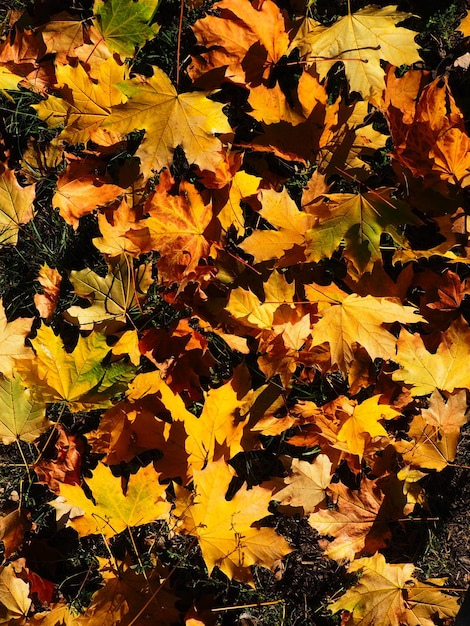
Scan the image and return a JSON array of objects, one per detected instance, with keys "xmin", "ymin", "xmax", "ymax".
[
  {"xmin": 34, "ymin": 424, "xmax": 84, "ymax": 493},
  {"xmin": 34, "ymin": 264, "xmax": 61, "ymax": 321}
]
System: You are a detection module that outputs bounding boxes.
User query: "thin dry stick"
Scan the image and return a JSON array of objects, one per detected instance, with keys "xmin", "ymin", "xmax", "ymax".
[
  {"xmin": 212, "ymin": 599, "xmax": 285, "ymax": 612},
  {"xmin": 175, "ymin": 0, "xmax": 185, "ymax": 92}
]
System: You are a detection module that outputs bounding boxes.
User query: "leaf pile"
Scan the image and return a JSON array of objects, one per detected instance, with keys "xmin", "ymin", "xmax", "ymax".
[{"xmin": 0, "ymin": 0, "xmax": 469, "ymax": 624}]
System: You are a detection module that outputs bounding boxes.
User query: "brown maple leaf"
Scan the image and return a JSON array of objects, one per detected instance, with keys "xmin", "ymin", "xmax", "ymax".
[{"xmin": 308, "ymin": 476, "xmax": 406, "ymax": 562}]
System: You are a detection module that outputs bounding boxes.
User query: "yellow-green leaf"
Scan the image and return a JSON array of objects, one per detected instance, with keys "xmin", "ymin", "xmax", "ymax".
[
  {"xmin": 0, "ymin": 373, "xmax": 50, "ymax": 444},
  {"xmin": 53, "ymin": 462, "xmax": 170, "ymax": 538},
  {"xmin": 15, "ymin": 324, "xmax": 134, "ymax": 411}
]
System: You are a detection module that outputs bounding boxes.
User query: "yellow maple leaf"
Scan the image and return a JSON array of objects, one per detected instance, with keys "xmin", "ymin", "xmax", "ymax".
[
  {"xmin": 337, "ymin": 395, "xmax": 400, "ymax": 459},
  {"xmin": 102, "ymin": 67, "xmax": 231, "ymax": 179},
  {"xmin": 457, "ymin": 10, "xmax": 470, "ymax": 37},
  {"xmin": 394, "ymin": 389, "xmax": 468, "ymax": 471},
  {"xmin": 310, "ymin": 293, "xmax": 423, "ymax": 371},
  {"xmin": 329, "ymin": 552, "xmax": 459, "ymax": 626},
  {"xmin": 52, "ymin": 462, "xmax": 170, "ymax": 539},
  {"xmin": 291, "ymin": 5, "xmax": 420, "ymax": 103},
  {"xmin": 174, "ymin": 459, "xmax": 292, "ymax": 583},
  {"xmin": 393, "ymin": 319, "xmax": 470, "ymax": 395},
  {"xmin": 0, "ymin": 300, "xmax": 33, "ymax": 377},
  {"xmin": 34, "ymin": 56, "xmax": 127, "ymax": 144},
  {"xmin": 0, "ymin": 163, "xmax": 35, "ymax": 246},
  {"xmin": 216, "ymin": 170, "xmax": 260, "ymax": 234},
  {"xmin": 240, "ymin": 188, "xmax": 314, "ymax": 266},
  {"xmin": 111, "ymin": 329, "xmax": 141, "ymax": 366},
  {"xmin": 184, "ymin": 370, "xmax": 253, "ymax": 474},
  {"xmin": 226, "ymin": 270, "xmax": 295, "ymax": 329}
]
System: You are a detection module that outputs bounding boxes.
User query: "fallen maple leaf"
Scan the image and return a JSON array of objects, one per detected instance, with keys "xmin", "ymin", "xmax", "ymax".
[
  {"xmin": 34, "ymin": 56, "xmax": 127, "ymax": 145},
  {"xmin": 310, "ymin": 293, "xmax": 423, "ymax": 371},
  {"xmin": 394, "ymin": 389, "xmax": 468, "ymax": 471},
  {"xmin": 0, "ymin": 300, "xmax": 33, "ymax": 377},
  {"xmin": 305, "ymin": 189, "xmax": 420, "ymax": 273},
  {"xmin": 66, "ymin": 253, "xmax": 153, "ymax": 329},
  {"xmin": 102, "ymin": 67, "xmax": 231, "ymax": 179},
  {"xmin": 183, "ymin": 370, "xmax": 253, "ymax": 474},
  {"xmin": 0, "ymin": 373, "xmax": 50, "ymax": 444},
  {"xmin": 174, "ymin": 459, "xmax": 292, "ymax": 583},
  {"xmin": 274, "ymin": 454, "xmax": 332, "ymax": 514},
  {"xmin": 457, "ymin": 10, "xmax": 470, "ymax": 37},
  {"xmin": 14, "ymin": 323, "xmax": 135, "ymax": 410},
  {"xmin": 188, "ymin": 0, "xmax": 289, "ymax": 87},
  {"xmin": 0, "ymin": 162, "xmax": 35, "ymax": 246},
  {"xmin": 127, "ymin": 175, "xmax": 214, "ymax": 284},
  {"xmin": 52, "ymin": 155, "xmax": 124, "ymax": 228},
  {"xmin": 393, "ymin": 318, "xmax": 470, "ymax": 394},
  {"xmin": 53, "ymin": 462, "xmax": 171, "ymax": 539},
  {"xmin": 215, "ymin": 169, "xmax": 260, "ymax": 234},
  {"xmin": 226, "ymin": 270, "xmax": 295, "ymax": 329},
  {"xmin": 329, "ymin": 552, "xmax": 459, "ymax": 626},
  {"xmin": 336, "ymin": 395, "xmax": 400, "ymax": 460},
  {"xmin": 308, "ymin": 477, "xmax": 405, "ymax": 562},
  {"xmin": 0, "ymin": 562, "xmax": 31, "ymax": 622},
  {"xmin": 0, "ymin": 27, "xmax": 53, "ymax": 93},
  {"xmin": 0, "ymin": 509, "xmax": 33, "ymax": 558},
  {"xmin": 93, "ymin": 0, "xmax": 160, "ymax": 57},
  {"xmin": 40, "ymin": 12, "xmax": 85, "ymax": 63},
  {"xmin": 94, "ymin": 198, "xmax": 147, "ymax": 258},
  {"xmin": 240, "ymin": 188, "xmax": 314, "ymax": 266},
  {"xmin": 385, "ymin": 74, "xmax": 469, "ymax": 187},
  {"xmin": 34, "ymin": 424, "xmax": 84, "ymax": 493},
  {"xmin": 291, "ymin": 6, "xmax": 420, "ymax": 103}
]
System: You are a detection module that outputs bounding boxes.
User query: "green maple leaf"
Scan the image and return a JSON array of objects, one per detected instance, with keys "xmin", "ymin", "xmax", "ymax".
[
  {"xmin": 305, "ymin": 188, "xmax": 419, "ymax": 273},
  {"xmin": 93, "ymin": 0, "xmax": 160, "ymax": 57}
]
